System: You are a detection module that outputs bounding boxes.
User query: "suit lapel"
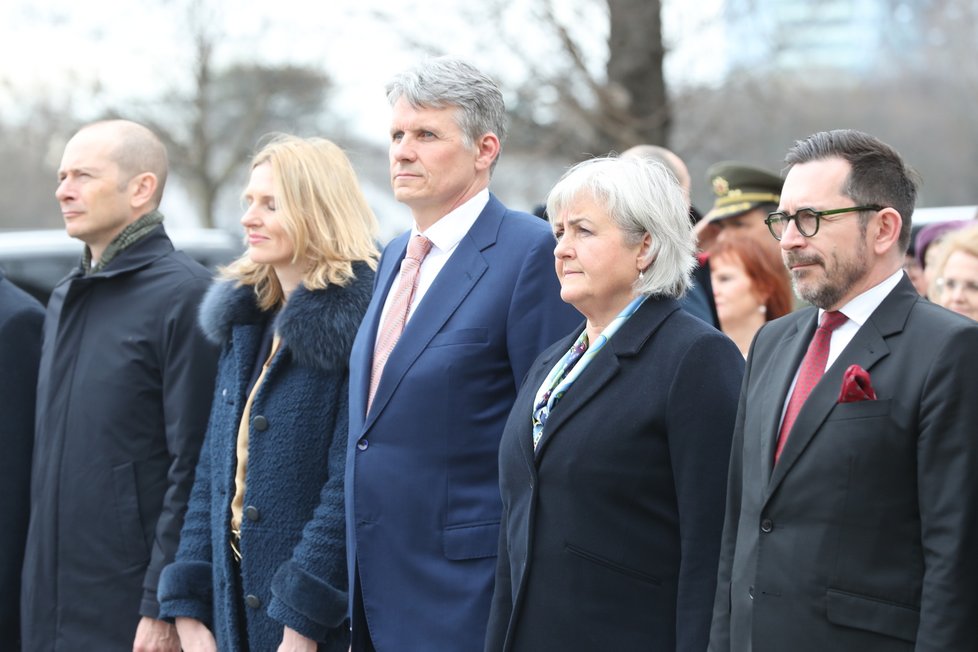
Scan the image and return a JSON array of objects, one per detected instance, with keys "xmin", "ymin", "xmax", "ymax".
[
  {"xmin": 532, "ymin": 298, "xmax": 678, "ymax": 461},
  {"xmin": 758, "ymin": 311, "xmax": 815, "ymax": 482},
  {"xmin": 512, "ymin": 335, "xmax": 575, "ymax": 472},
  {"xmin": 363, "ymin": 198, "xmax": 503, "ymax": 430},
  {"xmin": 532, "ymin": 341, "xmax": 618, "ymax": 460},
  {"xmin": 765, "ymin": 277, "xmax": 917, "ymax": 499},
  {"xmin": 351, "ymin": 234, "xmax": 406, "ymax": 423}
]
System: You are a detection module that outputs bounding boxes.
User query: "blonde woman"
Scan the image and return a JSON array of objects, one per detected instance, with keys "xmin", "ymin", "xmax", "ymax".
[
  {"xmin": 935, "ymin": 223, "xmax": 978, "ymax": 322},
  {"xmin": 158, "ymin": 135, "xmax": 378, "ymax": 652}
]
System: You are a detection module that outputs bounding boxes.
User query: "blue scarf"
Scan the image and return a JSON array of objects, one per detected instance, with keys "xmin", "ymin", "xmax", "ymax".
[{"xmin": 531, "ymin": 295, "xmax": 646, "ymax": 449}]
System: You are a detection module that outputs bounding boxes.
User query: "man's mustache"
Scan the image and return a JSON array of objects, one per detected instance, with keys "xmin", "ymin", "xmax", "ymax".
[{"xmin": 783, "ymin": 253, "xmax": 824, "ymax": 269}]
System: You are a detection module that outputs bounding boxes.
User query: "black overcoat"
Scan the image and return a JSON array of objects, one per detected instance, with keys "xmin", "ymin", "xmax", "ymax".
[
  {"xmin": 21, "ymin": 226, "xmax": 218, "ymax": 650},
  {"xmin": 486, "ymin": 296, "xmax": 744, "ymax": 652}
]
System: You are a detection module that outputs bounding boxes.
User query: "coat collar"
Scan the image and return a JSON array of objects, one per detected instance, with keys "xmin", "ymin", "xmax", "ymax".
[
  {"xmin": 527, "ymin": 295, "xmax": 681, "ymax": 462},
  {"xmin": 199, "ymin": 261, "xmax": 374, "ymax": 373},
  {"xmin": 58, "ymin": 225, "xmax": 175, "ymax": 286},
  {"xmin": 764, "ymin": 275, "xmax": 918, "ymax": 499}
]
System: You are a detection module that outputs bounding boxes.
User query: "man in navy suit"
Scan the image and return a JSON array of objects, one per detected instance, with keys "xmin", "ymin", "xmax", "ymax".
[{"xmin": 346, "ymin": 57, "xmax": 580, "ymax": 652}]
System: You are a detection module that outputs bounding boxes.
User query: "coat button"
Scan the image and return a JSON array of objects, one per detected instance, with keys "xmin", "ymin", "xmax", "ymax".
[
  {"xmin": 252, "ymin": 415, "xmax": 268, "ymax": 431},
  {"xmin": 357, "ymin": 439, "xmax": 369, "ymax": 451},
  {"xmin": 244, "ymin": 506, "xmax": 260, "ymax": 522},
  {"xmin": 222, "ymin": 388, "xmax": 228, "ymax": 397},
  {"xmin": 245, "ymin": 594, "xmax": 261, "ymax": 609},
  {"xmin": 748, "ymin": 585, "xmax": 755, "ymax": 600},
  {"xmin": 760, "ymin": 519, "xmax": 774, "ymax": 533}
]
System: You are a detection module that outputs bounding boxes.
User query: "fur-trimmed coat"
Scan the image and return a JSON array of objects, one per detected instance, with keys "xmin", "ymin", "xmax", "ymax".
[{"xmin": 158, "ymin": 263, "xmax": 373, "ymax": 652}]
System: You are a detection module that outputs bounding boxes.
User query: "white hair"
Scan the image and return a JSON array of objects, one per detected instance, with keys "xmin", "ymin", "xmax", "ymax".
[{"xmin": 546, "ymin": 155, "xmax": 695, "ymax": 298}]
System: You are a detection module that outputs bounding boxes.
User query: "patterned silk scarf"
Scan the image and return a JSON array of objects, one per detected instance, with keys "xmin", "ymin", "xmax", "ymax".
[
  {"xmin": 531, "ymin": 294, "xmax": 647, "ymax": 449},
  {"xmin": 82, "ymin": 210, "xmax": 165, "ymax": 274}
]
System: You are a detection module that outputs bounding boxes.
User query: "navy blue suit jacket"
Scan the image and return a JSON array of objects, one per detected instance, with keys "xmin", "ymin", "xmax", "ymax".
[{"xmin": 346, "ymin": 194, "xmax": 580, "ymax": 652}]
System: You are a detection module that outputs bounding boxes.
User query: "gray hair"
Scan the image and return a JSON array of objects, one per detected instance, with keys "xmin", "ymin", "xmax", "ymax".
[
  {"xmin": 386, "ymin": 56, "xmax": 507, "ymax": 169},
  {"xmin": 546, "ymin": 155, "xmax": 695, "ymax": 299}
]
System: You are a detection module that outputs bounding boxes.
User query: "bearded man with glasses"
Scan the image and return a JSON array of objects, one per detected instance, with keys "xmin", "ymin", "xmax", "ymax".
[{"xmin": 709, "ymin": 129, "xmax": 978, "ymax": 652}]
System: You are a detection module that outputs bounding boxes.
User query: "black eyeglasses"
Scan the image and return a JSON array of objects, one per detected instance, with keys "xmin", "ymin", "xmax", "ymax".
[{"xmin": 765, "ymin": 205, "xmax": 884, "ymax": 241}]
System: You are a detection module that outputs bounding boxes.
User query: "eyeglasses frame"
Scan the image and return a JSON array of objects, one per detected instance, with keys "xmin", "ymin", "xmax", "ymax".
[{"xmin": 765, "ymin": 205, "xmax": 884, "ymax": 241}]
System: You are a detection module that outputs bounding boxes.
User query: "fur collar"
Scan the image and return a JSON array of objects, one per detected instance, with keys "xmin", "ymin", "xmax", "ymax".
[{"xmin": 198, "ymin": 261, "xmax": 374, "ymax": 372}]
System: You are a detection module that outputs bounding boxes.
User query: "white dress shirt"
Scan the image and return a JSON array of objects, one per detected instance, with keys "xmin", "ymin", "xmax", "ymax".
[
  {"xmin": 781, "ymin": 268, "xmax": 905, "ymax": 423},
  {"xmin": 375, "ymin": 189, "xmax": 490, "ymax": 342}
]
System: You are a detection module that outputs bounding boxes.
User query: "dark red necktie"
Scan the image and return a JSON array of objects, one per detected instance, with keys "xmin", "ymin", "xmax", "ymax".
[{"xmin": 775, "ymin": 310, "xmax": 848, "ymax": 462}]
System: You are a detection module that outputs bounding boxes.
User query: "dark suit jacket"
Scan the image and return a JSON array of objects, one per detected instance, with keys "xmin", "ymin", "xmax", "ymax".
[
  {"xmin": 0, "ymin": 271, "xmax": 44, "ymax": 648},
  {"xmin": 346, "ymin": 195, "xmax": 580, "ymax": 652},
  {"xmin": 709, "ymin": 275, "xmax": 978, "ymax": 652},
  {"xmin": 486, "ymin": 296, "xmax": 744, "ymax": 652}
]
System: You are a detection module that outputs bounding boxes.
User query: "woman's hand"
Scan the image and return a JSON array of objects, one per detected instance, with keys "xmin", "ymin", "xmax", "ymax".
[
  {"xmin": 277, "ymin": 626, "xmax": 319, "ymax": 652},
  {"xmin": 174, "ymin": 617, "xmax": 217, "ymax": 652}
]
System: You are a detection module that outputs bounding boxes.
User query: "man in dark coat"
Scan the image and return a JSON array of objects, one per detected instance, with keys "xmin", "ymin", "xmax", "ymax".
[
  {"xmin": 20, "ymin": 120, "xmax": 218, "ymax": 651},
  {"xmin": 709, "ymin": 130, "xmax": 978, "ymax": 651},
  {"xmin": 0, "ymin": 270, "xmax": 44, "ymax": 649}
]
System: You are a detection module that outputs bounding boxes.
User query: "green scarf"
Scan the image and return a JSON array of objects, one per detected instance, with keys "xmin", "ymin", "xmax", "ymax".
[{"xmin": 82, "ymin": 210, "xmax": 165, "ymax": 275}]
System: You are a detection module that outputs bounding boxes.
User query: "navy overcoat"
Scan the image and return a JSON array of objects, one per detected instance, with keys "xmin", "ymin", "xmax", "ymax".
[{"xmin": 159, "ymin": 263, "xmax": 373, "ymax": 651}]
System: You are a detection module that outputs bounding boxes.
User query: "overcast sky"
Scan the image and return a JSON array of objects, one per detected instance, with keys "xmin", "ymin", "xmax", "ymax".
[
  {"xmin": 0, "ymin": 0, "xmax": 724, "ymax": 142},
  {"xmin": 0, "ymin": 0, "xmax": 726, "ymax": 233}
]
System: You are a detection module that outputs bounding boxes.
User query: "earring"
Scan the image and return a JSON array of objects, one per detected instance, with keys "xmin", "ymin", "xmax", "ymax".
[
  {"xmin": 758, "ymin": 304, "xmax": 767, "ymax": 315},
  {"xmin": 639, "ymin": 269, "xmax": 645, "ymax": 281}
]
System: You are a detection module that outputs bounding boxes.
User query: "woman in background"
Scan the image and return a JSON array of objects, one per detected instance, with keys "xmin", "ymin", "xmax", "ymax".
[
  {"xmin": 486, "ymin": 156, "xmax": 743, "ymax": 652},
  {"xmin": 158, "ymin": 134, "xmax": 378, "ymax": 652},
  {"xmin": 709, "ymin": 235, "xmax": 792, "ymax": 356},
  {"xmin": 934, "ymin": 223, "xmax": 978, "ymax": 322}
]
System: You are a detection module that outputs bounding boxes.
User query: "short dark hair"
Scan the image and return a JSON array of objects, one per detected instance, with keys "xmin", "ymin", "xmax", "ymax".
[{"xmin": 784, "ymin": 129, "xmax": 918, "ymax": 252}]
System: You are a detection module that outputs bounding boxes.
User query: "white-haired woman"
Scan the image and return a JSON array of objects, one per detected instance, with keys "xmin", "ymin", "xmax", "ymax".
[{"xmin": 486, "ymin": 156, "xmax": 744, "ymax": 652}]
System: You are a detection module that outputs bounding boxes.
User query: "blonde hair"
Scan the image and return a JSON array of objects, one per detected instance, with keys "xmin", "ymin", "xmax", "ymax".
[
  {"xmin": 934, "ymin": 223, "xmax": 978, "ymax": 298},
  {"xmin": 222, "ymin": 134, "xmax": 379, "ymax": 310}
]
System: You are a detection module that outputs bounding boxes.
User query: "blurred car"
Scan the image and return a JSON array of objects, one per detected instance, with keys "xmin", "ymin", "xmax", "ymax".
[
  {"xmin": 914, "ymin": 205, "xmax": 977, "ymax": 225},
  {"xmin": 0, "ymin": 228, "xmax": 242, "ymax": 304}
]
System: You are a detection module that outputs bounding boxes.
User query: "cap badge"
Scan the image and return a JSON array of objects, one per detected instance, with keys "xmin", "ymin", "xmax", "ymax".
[{"xmin": 712, "ymin": 176, "xmax": 730, "ymax": 197}]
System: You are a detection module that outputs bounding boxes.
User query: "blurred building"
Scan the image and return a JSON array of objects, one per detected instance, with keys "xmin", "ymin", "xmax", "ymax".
[{"xmin": 708, "ymin": 0, "xmax": 923, "ymax": 83}]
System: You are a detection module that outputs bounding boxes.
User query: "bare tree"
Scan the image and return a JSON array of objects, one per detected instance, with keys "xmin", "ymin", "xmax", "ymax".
[
  {"xmin": 375, "ymin": 0, "xmax": 670, "ymax": 160},
  {"xmin": 117, "ymin": 2, "xmax": 333, "ymax": 228}
]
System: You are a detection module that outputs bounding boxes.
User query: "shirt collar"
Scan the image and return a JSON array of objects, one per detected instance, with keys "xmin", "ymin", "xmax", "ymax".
[
  {"xmin": 821, "ymin": 268, "xmax": 904, "ymax": 327},
  {"xmin": 411, "ymin": 188, "xmax": 489, "ymax": 252}
]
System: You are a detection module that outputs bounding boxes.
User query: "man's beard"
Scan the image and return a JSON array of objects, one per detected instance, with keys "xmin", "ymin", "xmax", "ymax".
[{"xmin": 785, "ymin": 241, "xmax": 869, "ymax": 310}]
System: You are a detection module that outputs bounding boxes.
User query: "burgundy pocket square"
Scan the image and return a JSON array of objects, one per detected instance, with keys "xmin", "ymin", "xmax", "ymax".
[{"xmin": 838, "ymin": 364, "xmax": 877, "ymax": 403}]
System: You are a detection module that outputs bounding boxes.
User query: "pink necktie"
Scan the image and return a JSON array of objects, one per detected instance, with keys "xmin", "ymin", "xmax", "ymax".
[
  {"xmin": 368, "ymin": 235, "xmax": 432, "ymax": 412},
  {"xmin": 775, "ymin": 310, "xmax": 848, "ymax": 462}
]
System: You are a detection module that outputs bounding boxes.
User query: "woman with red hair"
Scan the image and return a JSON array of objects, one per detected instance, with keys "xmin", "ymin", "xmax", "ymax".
[{"xmin": 709, "ymin": 235, "xmax": 792, "ymax": 357}]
